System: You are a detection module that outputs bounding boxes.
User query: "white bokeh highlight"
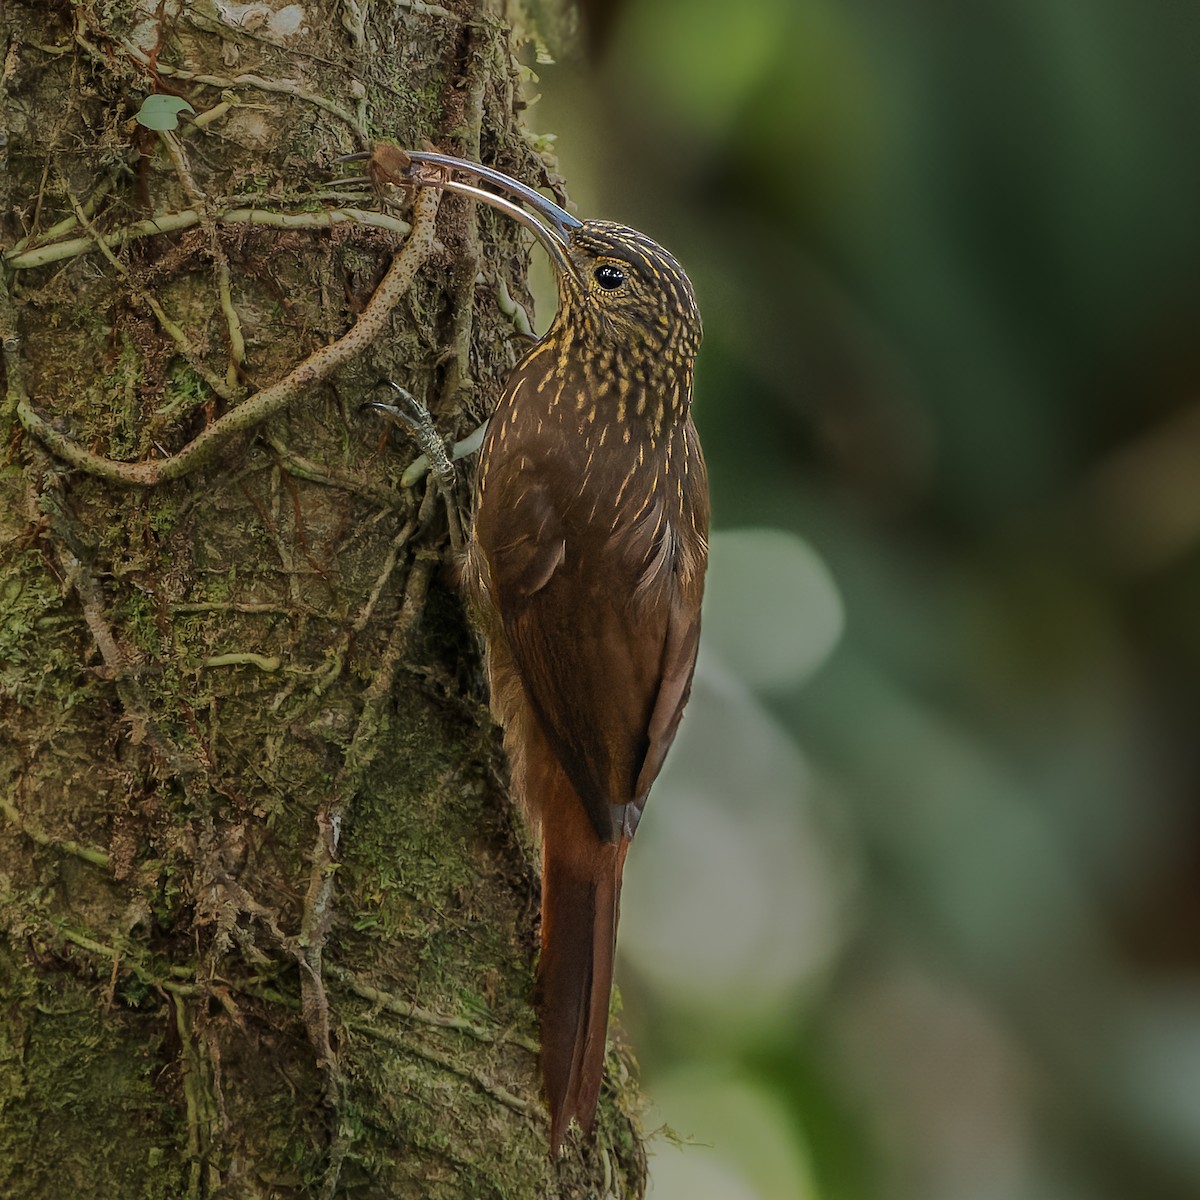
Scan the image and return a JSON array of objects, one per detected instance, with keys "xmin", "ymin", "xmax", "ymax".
[{"xmin": 701, "ymin": 527, "xmax": 845, "ymax": 693}]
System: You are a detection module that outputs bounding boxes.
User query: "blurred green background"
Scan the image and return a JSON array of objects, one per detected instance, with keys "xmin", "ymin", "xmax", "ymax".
[{"xmin": 526, "ymin": 2, "xmax": 1200, "ymax": 1198}]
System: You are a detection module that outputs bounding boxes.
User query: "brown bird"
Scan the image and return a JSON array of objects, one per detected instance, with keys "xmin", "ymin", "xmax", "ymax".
[{"xmin": 380, "ymin": 149, "xmax": 708, "ymax": 1151}]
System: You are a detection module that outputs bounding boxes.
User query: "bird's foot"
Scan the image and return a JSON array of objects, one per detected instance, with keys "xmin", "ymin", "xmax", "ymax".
[
  {"xmin": 364, "ymin": 382, "xmax": 488, "ymax": 553},
  {"xmin": 364, "ymin": 382, "xmax": 456, "ymax": 493}
]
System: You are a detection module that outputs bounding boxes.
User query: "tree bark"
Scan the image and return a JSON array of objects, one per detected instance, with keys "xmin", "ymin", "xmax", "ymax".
[{"xmin": 0, "ymin": 2, "xmax": 645, "ymax": 1195}]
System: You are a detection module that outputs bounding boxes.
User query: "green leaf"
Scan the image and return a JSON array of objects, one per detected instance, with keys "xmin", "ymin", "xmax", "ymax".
[{"xmin": 134, "ymin": 94, "xmax": 196, "ymax": 131}]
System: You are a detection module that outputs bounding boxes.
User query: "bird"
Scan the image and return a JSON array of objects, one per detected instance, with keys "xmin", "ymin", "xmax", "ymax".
[{"xmin": 361, "ymin": 146, "xmax": 708, "ymax": 1151}]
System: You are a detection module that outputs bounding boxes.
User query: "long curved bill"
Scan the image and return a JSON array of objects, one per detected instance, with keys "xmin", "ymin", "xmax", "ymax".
[{"xmin": 338, "ymin": 147, "xmax": 583, "ymax": 280}]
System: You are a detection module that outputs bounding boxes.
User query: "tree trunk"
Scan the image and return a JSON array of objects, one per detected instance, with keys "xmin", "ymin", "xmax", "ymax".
[{"xmin": 0, "ymin": 2, "xmax": 645, "ymax": 1195}]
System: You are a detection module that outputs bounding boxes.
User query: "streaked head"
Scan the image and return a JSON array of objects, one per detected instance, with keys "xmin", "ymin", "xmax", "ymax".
[{"xmin": 388, "ymin": 149, "xmax": 701, "ymax": 360}]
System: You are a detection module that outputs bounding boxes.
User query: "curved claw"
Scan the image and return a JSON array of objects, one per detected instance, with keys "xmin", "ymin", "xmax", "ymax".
[
  {"xmin": 363, "ymin": 382, "xmax": 429, "ymax": 429},
  {"xmin": 364, "ymin": 383, "xmax": 455, "ymax": 495}
]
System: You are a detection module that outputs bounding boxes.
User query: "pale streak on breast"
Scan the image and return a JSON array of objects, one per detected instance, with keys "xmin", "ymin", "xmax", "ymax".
[
  {"xmin": 613, "ymin": 462, "xmax": 638, "ymax": 515},
  {"xmin": 625, "ymin": 484, "xmax": 655, "ymax": 527}
]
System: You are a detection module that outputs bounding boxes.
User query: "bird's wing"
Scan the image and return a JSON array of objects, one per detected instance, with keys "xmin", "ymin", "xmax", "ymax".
[
  {"xmin": 630, "ymin": 421, "xmax": 709, "ymax": 822},
  {"xmin": 475, "ymin": 438, "xmax": 705, "ymax": 842}
]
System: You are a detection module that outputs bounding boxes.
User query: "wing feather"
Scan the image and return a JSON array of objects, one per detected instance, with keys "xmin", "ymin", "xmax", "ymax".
[{"xmin": 473, "ymin": 415, "xmax": 706, "ymax": 843}]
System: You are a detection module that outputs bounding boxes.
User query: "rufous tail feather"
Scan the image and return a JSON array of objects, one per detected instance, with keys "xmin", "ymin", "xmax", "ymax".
[{"xmin": 537, "ymin": 797, "xmax": 629, "ymax": 1152}]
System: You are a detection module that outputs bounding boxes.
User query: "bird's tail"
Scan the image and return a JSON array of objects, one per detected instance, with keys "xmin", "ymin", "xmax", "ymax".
[{"xmin": 538, "ymin": 795, "xmax": 629, "ymax": 1153}]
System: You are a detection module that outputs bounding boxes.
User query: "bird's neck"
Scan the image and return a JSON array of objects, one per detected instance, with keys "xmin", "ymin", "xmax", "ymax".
[
  {"xmin": 547, "ymin": 318, "xmax": 694, "ymax": 407},
  {"xmin": 508, "ymin": 336, "xmax": 692, "ymax": 454}
]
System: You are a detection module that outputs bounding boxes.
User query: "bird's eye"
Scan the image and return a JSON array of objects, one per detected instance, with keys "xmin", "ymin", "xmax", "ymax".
[{"xmin": 593, "ymin": 264, "xmax": 626, "ymax": 291}]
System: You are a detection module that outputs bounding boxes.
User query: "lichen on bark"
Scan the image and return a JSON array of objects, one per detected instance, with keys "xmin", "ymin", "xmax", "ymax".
[{"xmin": 0, "ymin": 1, "xmax": 646, "ymax": 1195}]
